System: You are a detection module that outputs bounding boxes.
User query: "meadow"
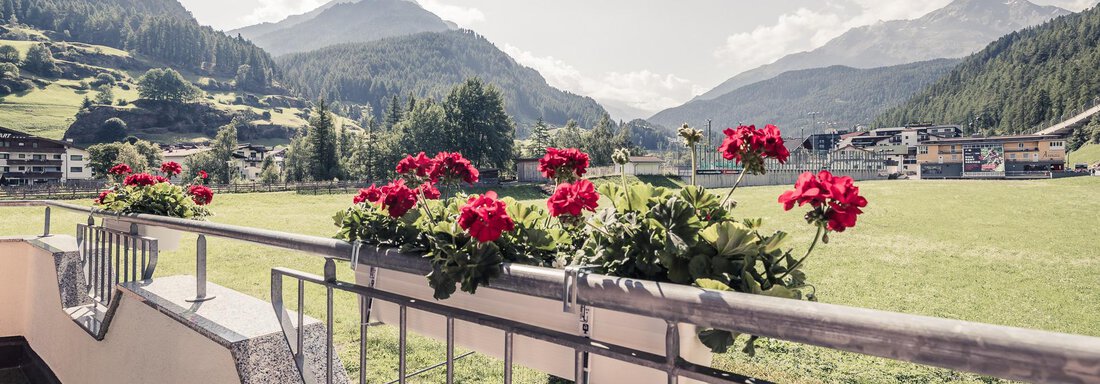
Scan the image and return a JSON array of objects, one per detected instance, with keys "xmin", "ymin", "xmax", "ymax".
[{"xmin": 1, "ymin": 177, "xmax": 1098, "ymax": 383}]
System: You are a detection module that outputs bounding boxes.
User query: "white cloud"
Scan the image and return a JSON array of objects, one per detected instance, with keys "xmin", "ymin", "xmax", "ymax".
[
  {"xmin": 503, "ymin": 44, "xmax": 696, "ymax": 117},
  {"xmin": 241, "ymin": 0, "xmax": 330, "ymax": 25},
  {"xmin": 417, "ymin": 0, "xmax": 486, "ymax": 28},
  {"xmin": 714, "ymin": 1, "xmax": 952, "ymax": 75}
]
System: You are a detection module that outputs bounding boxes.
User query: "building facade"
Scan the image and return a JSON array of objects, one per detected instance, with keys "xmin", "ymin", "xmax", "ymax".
[
  {"xmin": 916, "ymin": 134, "xmax": 1066, "ymax": 179},
  {"xmin": 0, "ymin": 127, "xmax": 91, "ymax": 185},
  {"xmin": 835, "ymin": 124, "xmax": 963, "ymax": 175}
]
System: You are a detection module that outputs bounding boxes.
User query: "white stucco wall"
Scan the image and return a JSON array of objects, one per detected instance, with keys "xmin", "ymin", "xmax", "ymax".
[{"xmin": 0, "ymin": 240, "xmax": 241, "ymax": 384}]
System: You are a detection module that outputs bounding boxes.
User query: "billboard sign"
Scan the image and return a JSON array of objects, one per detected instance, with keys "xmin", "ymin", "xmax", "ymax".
[{"xmin": 963, "ymin": 144, "xmax": 1005, "ymax": 176}]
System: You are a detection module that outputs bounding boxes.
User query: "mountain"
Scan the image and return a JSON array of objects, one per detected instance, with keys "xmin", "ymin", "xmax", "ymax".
[
  {"xmin": 278, "ymin": 30, "xmax": 608, "ymax": 127},
  {"xmin": 694, "ymin": 0, "xmax": 1069, "ymax": 101},
  {"xmin": 229, "ymin": 0, "xmax": 454, "ymax": 56},
  {"xmin": 0, "ymin": 0, "xmax": 279, "ymax": 90},
  {"xmin": 650, "ymin": 59, "xmax": 961, "ymax": 133},
  {"xmin": 875, "ymin": 5, "xmax": 1100, "ymax": 134},
  {"xmin": 228, "ymin": 0, "xmax": 355, "ymax": 40}
]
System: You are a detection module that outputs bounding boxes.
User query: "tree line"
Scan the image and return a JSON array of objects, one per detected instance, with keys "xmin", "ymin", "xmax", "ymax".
[{"xmin": 0, "ymin": 0, "xmax": 277, "ymax": 91}]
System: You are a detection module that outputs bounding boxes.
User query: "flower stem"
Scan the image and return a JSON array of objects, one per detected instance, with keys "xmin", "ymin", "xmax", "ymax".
[
  {"xmin": 689, "ymin": 144, "xmax": 698, "ymax": 187},
  {"xmin": 778, "ymin": 224, "xmax": 824, "ymax": 281},
  {"xmin": 720, "ymin": 167, "xmax": 748, "ymax": 206}
]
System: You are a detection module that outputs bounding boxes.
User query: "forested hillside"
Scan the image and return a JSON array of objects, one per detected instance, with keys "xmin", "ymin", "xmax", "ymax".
[
  {"xmin": 0, "ymin": 0, "xmax": 278, "ymax": 91},
  {"xmin": 650, "ymin": 59, "xmax": 959, "ymax": 133},
  {"xmin": 277, "ymin": 30, "xmax": 607, "ymax": 127},
  {"xmin": 876, "ymin": 5, "xmax": 1100, "ymax": 134},
  {"xmin": 231, "ymin": 0, "xmax": 453, "ymax": 56}
]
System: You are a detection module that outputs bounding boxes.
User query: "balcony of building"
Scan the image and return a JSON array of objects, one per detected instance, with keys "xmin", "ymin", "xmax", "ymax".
[{"xmin": 0, "ymin": 201, "xmax": 1098, "ymax": 384}]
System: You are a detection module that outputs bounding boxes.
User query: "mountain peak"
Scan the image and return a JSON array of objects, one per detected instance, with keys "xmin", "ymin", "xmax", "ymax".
[{"xmin": 690, "ymin": 0, "xmax": 1069, "ymax": 102}]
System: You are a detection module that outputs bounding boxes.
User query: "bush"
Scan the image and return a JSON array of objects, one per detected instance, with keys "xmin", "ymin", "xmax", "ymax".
[
  {"xmin": 91, "ymin": 72, "xmax": 116, "ymax": 87},
  {"xmin": 0, "ymin": 62, "xmax": 18, "ymax": 77},
  {"xmin": 136, "ymin": 68, "xmax": 199, "ymax": 103},
  {"xmin": 0, "ymin": 45, "xmax": 19, "ymax": 63},
  {"xmin": 22, "ymin": 43, "xmax": 58, "ymax": 76}
]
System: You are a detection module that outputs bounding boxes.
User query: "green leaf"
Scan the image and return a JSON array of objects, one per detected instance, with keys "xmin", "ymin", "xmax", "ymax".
[
  {"xmin": 762, "ymin": 285, "xmax": 800, "ymax": 299},
  {"xmin": 698, "ymin": 329, "xmax": 739, "ymax": 354},
  {"xmin": 688, "ymin": 254, "xmax": 711, "ymax": 278},
  {"xmin": 694, "ymin": 278, "xmax": 732, "ymax": 291},
  {"xmin": 702, "ymin": 222, "xmax": 758, "ymax": 257}
]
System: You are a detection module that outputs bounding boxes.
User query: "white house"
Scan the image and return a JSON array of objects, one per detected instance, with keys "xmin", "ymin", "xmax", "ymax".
[{"xmin": 0, "ymin": 127, "xmax": 92, "ymax": 185}]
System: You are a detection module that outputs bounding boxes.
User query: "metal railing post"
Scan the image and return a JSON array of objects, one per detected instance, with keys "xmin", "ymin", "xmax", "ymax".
[
  {"xmin": 187, "ymin": 234, "xmax": 215, "ymax": 302},
  {"xmin": 42, "ymin": 206, "xmax": 51, "ymax": 237}
]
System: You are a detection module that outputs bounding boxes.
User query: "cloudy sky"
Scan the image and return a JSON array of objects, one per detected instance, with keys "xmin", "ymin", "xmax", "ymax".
[{"xmin": 177, "ymin": 0, "xmax": 1097, "ymax": 118}]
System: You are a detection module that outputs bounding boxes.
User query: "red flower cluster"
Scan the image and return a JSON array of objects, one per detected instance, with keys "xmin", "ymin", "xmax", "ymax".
[
  {"xmin": 199, "ymin": 170, "xmax": 209, "ymax": 180},
  {"xmin": 396, "ymin": 152, "xmax": 435, "ymax": 178},
  {"xmin": 109, "ymin": 164, "xmax": 133, "ymax": 175},
  {"xmin": 123, "ymin": 173, "xmax": 166, "ymax": 187},
  {"xmin": 354, "ymin": 185, "xmax": 383, "ymax": 204},
  {"xmin": 458, "ymin": 191, "xmax": 515, "ymax": 243},
  {"xmin": 160, "ymin": 161, "xmax": 182, "ymax": 177},
  {"xmin": 187, "ymin": 185, "xmax": 214, "ymax": 206},
  {"xmin": 428, "ymin": 152, "xmax": 479, "ymax": 185},
  {"xmin": 778, "ymin": 170, "xmax": 868, "ymax": 232},
  {"xmin": 717, "ymin": 124, "xmax": 790, "ymax": 164},
  {"xmin": 548, "ymin": 179, "xmax": 599, "ymax": 217},
  {"xmin": 378, "ymin": 179, "xmax": 419, "ymax": 218},
  {"xmin": 538, "ymin": 148, "xmax": 589, "ymax": 181}
]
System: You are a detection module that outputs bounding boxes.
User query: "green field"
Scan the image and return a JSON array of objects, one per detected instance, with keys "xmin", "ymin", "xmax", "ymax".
[
  {"xmin": 2, "ymin": 177, "xmax": 1098, "ymax": 383},
  {"xmin": 1069, "ymin": 143, "xmax": 1100, "ymax": 167}
]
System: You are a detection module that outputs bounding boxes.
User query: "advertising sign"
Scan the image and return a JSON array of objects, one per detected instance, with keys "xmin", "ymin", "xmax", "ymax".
[{"xmin": 963, "ymin": 144, "xmax": 1005, "ymax": 176}]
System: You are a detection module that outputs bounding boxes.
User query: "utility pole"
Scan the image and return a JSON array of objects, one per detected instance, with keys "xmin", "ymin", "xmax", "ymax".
[
  {"xmin": 807, "ymin": 112, "xmax": 819, "ymax": 137},
  {"xmin": 706, "ymin": 119, "xmax": 712, "ymax": 169}
]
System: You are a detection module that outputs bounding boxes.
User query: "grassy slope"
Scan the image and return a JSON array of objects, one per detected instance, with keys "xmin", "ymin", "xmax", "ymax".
[
  {"xmin": 1068, "ymin": 143, "xmax": 1100, "ymax": 167},
  {"xmin": 0, "ymin": 30, "xmax": 316, "ymax": 143},
  {"xmin": 2, "ymin": 178, "xmax": 1098, "ymax": 383}
]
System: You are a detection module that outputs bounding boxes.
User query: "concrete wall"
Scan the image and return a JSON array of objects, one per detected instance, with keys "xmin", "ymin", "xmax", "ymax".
[
  {"xmin": 0, "ymin": 240, "xmax": 241, "ymax": 384},
  {"xmin": 685, "ymin": 170, "xmax": 886, "ymax": 188}
]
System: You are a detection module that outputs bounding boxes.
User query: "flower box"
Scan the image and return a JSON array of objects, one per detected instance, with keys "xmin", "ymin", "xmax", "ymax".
[
  {"xmin": 103, "ymin": 218, "xmax": 182, "ymax": 251},
  {"xmin": 355, "ymin": 264, "xmax": 712, "ymax": 383}
]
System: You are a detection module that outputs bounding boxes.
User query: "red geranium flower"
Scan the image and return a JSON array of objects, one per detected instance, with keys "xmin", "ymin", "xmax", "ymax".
[
  {"xmin": 354, "ymin": 185, "xmax": 383, "ymax": 204},
  {"xmin": 458, "ymin": 191, "xmax": 515, "ymax": 243},
  {"xmin": 378, "ymin": 179, "xmax": 418, "ymax": 218},
  {"xmin": 187, "ymin": 185, "xmax": 214, "ymax": 206},
  {"xmin": 778, "ymin": 170, "xmax": 867, "ymax": 232},
  {"xmin": 428, "ymin": 152, "xmax": 479, "ymax": 185},
  {"xmin": 199, "ymin": 170, "xmax": 209, "ymax": 180},
  {"xmin": 718, "ymin": 126, "xmax": 758, "ymax": 163},
  {"xmin": 538, "ymin": 148, "xmax": 589, "ymax": 181},
  {"xmin": 718, "ymin": 124, "xmax": 789, "ymax": 166},
  {"xmin": 396, "ymin": 152, "xmax": 435, "ymax": 178},
  {"xmin": 94, "ymin": 189, "xmax": 112, "ymax": 204},
  {"xmin": 160, "ymin": 161, "xmax": 183, "ymax": 177},
  {"xmin": 123, "ymin": 173, "xmax": 159, "ymax": 187},
  {"xmin": 109, "ymin": 164, "xmax": 132, "ymax": 175},
  {"xmin": 547, "ymin": 179, "xmax": 599, "ymax": 217},
  {"xmin": 418, "ymin": 182, "xmax": 441, "ymax": 200},
  {"xmin": 759, "ymin": 124, "xmax": 790, "ymax": 164}
]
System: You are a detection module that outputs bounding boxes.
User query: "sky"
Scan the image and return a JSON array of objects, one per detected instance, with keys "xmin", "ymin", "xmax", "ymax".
[{"xmin": 177, "ymin": 0, "xmax": 1098, "ymax": 119}]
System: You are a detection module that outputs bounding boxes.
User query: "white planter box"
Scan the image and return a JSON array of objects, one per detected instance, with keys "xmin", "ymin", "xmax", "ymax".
[
  {"xmin": 103, "ymin": 218, "xmax": 182, "ymax": 251},
  {"xmin": 354, "ymin": 265, "xmax": 712, "ymax": 383}
]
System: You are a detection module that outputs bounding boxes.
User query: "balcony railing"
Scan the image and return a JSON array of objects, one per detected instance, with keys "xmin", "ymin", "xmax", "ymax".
[{"xmin": 2, "ymin": 200, "xmax": 1100, "ymax": 384}]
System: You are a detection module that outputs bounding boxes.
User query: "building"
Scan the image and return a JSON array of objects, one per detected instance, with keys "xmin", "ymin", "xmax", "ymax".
[
  {"xmin": 231, "ymin": 144, "xmax": 272, "ymax": 181},
  {"xmin": 836, "ymin": 124, "xmax": 963, "ymax": 175},
  {"xmin": 916, "ymin": 134, "xmax": 1066, "ymax": 179},
  {"xmin": 801, "ymin": 130, "xmax": 849, "ymax": 153},
  {"xmin": 516, "ymin": 158, "xmax": 546, "ymax": 182},
  {"xmin": 619, "ymin": 156, "xmax": 664, "ymax": 175},
  {"xmin": 0, "ymin": 127, "xmax": 91, "ymax": 185}
]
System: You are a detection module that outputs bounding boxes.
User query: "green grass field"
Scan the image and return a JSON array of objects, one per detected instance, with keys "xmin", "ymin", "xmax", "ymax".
[
  {"xmin": 2, "ymin": 177, "xmax": 1098, "ymax": 383},
  {"xmin": 1069, "ymin": 143, "xmax": 1100, "ymax": 167}
]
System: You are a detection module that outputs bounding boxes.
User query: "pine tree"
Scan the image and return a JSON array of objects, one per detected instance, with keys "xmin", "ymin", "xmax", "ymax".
[
  {"xmin": 530, "ymin": 117, "xmax": 552, "ymax": 154},
  {"xmin": 587, "ymin": 113, "xmax": 616, "ymax": 166},
  {"xmin": 384, "ymin": 95, "xmax": 403, "ymax": 131},
  {"xmin": 307, "ymin": 99, "xmax": 341, "ymax": 180},
  {"xmin": 442, "ymin": 78, "xmax": 514, "ymax": 168}
]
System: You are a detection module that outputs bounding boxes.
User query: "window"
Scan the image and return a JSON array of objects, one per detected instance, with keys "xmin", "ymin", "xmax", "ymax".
[
  {"xmin": 70, "ymin": 167, "xmax": 83, "ymax": 173},
  {"xmin": 70, "ymin": 154, "xmax": 83, "ymax": 161},
  {"xmin": 0, "ymin": 154, "xmax": 7, "ymax": 159},
  {"xmin": 918, "ymin": 146, "xmax": 928, "ymax": 154},
  {"xmin": 17, "ymin": 166, "xmax": 24, "ymax": 171},
  {"xmin": 52, "ymin": 154, "xmax": 61, "ymax": 160},
  {"xmin": 1050, "ymin": 141, "xmax": 1064, "ymax": 149},
  {"xmin": 1010, "ymin": 153, "xmax": 1016, "ymax": 159},
  {"xmin": 1019, "ymin": 143, "xmax": 1024, "ymax": 148},
  {"xmin": 17, "ymin": 154, "xmax": 25, "ymax": 159},
  {"xmin": 31, "ymin": 142, "xmax": 37, "ymax": 148}
]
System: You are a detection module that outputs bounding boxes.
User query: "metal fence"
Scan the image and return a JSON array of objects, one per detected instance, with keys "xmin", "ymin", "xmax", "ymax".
[
  {"xmin": 75, "ymin": 221, "xmax": 159, "ymax": 308},
  {"xmin": 0, "ymin": 181, "xmax": 372, "ymax": 200},
  {"xmin": 3, "ymin": 200, "xmax": 1100, "ymax": 383}
]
